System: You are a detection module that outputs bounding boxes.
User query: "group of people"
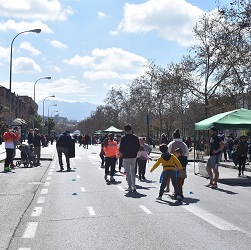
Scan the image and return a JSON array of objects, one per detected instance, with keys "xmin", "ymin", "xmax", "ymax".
[{"xmin": 100, "ymin": 124, "xmax": 190, "ymax": 201}]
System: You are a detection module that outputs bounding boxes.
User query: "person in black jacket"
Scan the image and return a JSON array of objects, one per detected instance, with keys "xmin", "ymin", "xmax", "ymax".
[
  {"xmin": 236, "ymin": 135, "xmax": 248, "ymax": 176},
  {"xmin": 119, "ymin": 123, "xmax": 140, "ymax": 192},
  {"xmin": 56, "ymin": 130, "xmax": 72, "ymax": 171}
]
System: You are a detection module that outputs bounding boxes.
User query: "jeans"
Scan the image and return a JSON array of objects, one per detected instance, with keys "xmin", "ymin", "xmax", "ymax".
[{"xmin": 159, "ymin": 170, "xmax": 179, "ymax": 197}]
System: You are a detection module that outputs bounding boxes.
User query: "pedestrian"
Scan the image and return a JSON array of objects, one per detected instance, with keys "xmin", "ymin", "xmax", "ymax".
[
  {"xmin": 150, "ymin": 144, "xmax": 183, "ymax": 201},
  {"xmin": 165, "ymin": 129, "xmax": 189, "ymax": 192},
  {"xmin": 236, "ymin": 135, "xmax": 248, "ymax": 177},
  {"xmin": 3, "ymin": 126, "xmax": 19, "ymax": 172},
  {"xmin": 226, "ymin": 134, "xmax": 234, "ymax": 161},
  {"xmin": 161, "ymin": 133, "xmax": 168, "ymax": 144},
  {"xmin": 116, "ymin": 135, "xmax": 123, "ymax": 172},
  {"xmin": 99, "ymin": 141, "xmax": 106, "ymax": 167},
  {"xmin": 27, "ymin": 129, "xmax": 34, "ymax": 145},
  {"xmin": 173, "ymin": 148, "xmax": 188, "ymax": 198},
  {"xmin": 205, "ymin": 126, "xmax": 225, "ymax": 189},
  {"xmin": 119, "ymin": 123, "xmax": 140, "ymax": 192},
  {"xmin": 103, "ymin": 133, "xmax": 118, "ymax": 182},
  {"xmin": 85, "ymin": 134, "xmax": 90, "ymax": 149},
  {"xmin": 136, "ymin": 137, "xmax": 152, "ymax": 180},
  {"xmin": 56, "ymin": 130, "xmax": 72, "ymax": 171},
  {"xmin": 10, "ymin": 126, "xmax": 20, "ymax": 169},
  {"xmin": 33, "ymin": 128, "xmax": 43, "ymax": 166}
]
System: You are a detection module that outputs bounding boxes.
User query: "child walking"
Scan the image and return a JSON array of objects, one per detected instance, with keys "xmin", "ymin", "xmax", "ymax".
[{"xmin": 150, "ymin": 144, "xmax": 183, "ymax": 201}]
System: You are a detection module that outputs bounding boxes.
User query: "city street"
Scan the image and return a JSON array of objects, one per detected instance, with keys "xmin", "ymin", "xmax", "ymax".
[{"xmin": 1, "ymin": 143, "xmax": 251, "ymax": 250}]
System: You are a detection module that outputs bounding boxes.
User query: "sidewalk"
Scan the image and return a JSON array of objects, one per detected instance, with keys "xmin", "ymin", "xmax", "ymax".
[{"xmin": 0, "ymin": 141, "xmax": 56, "ymax": 163}]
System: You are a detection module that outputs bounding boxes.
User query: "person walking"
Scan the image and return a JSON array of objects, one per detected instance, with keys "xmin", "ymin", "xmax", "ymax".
[
  {"xmin": 236, "ymin": 135, "xmax": 248, "ymax": 177},
  {"xmin": 119, "ymin": 123, "xmax": 140, "ymax": 192},
  {"xmin": 33, "ymin": 128, "xmax": 43, "ymax": 166},
  {"xmin": 10, "ymin": 126, "xmax": 20, "ymax": 169},
  {"xmin": 3, "ymin": 126, "xmax": 19, "ymax": 172},
  {"xmin": 103, "ymin": 133, "xmax": 118, "ymax": 182},
  {"xmin": 165, "ymin": 129, "xmax": 189, "ymax": 192},
  {"xmin": 27, "ymin": 129, "xmax": 34, "ymax": 145},
  {"xmin": 205, "ymin": 126, "xmax": 225, "ymax": 189},
  {"xmin": 150, "ymin": 144, "xmax": 183, "ymax": 201},
  {"xmin": 56, "ymin": 130, "xmax": 72, "ymax": 171},
  {"xmin": 136, "ymin": 137, "xmax": 152, "ymax": 180}
]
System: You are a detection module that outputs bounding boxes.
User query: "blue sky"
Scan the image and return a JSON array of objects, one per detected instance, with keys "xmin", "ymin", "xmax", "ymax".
[{"xmin": 0, "ymin": 0, "xmax": 230, "ymax": 107}]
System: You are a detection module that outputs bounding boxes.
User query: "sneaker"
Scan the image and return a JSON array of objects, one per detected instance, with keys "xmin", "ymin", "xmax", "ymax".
[
  {"xmin": 205, "ymin": 183, "xmax": 213, "ymax": 187},
  {"xmin": 126, "ymin": 186, "xmax": 132, "ymax": 192},
  {"xmin": 66, "ymin": 168, "xmax": 71, "ymax": 172},
  {"xmin": 4, "ymin": 167, "xmax": 12, "ymax": 173},
  {"xmin": 110, "ymin": 176, "xmax": 115, "ymax": 181},
  {"xmin": 211, "ymin": 184, "xmax": 218, "ymax": 189},
  {"xmin": 141, "ymin": 176, "xmax": 146, "ymax": 180},
  {"xmin": 177, "ymin": 195, "xmax": 183, "ymax": 201},
  {"xmin": 156, "ymin": 196, "xmax": 162, "ymax": 200}
]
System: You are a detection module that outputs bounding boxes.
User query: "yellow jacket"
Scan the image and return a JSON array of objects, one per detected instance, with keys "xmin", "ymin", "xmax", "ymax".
[{"xmin": 150, "ymin": 152, "xmax": 182, "ymax": 172}]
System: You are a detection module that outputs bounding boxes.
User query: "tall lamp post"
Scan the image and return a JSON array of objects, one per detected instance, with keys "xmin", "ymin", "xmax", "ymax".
[
  {"xmin": 42, "ymin": 95, "xmax": 55, "ymax": 134},
  {"xmin": 8, "ymin": 28, "xmax": 41, "ymax": 125},
  {"xmin": 47, "ymin": 104, "xmax": 57, "ymax": 134},
  {"xmin": 33, "ymin": 76, "xmax": 51, "ymax": 128},
  {"xmin": 51, "ymin": 110, "xmax": 58, "ymax": 117}
]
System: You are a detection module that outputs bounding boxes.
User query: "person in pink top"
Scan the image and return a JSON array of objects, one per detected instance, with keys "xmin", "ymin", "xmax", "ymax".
[{"xmin": 3, "ymin": 126, "xmax": 19, "ymax": 172}]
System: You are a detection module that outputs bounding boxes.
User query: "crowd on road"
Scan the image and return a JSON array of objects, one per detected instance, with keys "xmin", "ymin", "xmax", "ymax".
[{"xmin": 1, "ymin": 122, "xmax": 250, "ymax": 202}]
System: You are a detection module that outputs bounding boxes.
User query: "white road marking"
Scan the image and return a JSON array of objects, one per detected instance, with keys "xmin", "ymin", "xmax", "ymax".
[
  {"xmin": 87, "ymin": 206, "xmax": 96, "ymax": 216},
  {"xmin": 151, "ymin": 183, "xmax": 160, "ymax": 189},
  {"xmin": 46, "ymin": 176, "xmax": 52, "ymax": 181},
  {"xmin": 117, "ymin": 186, "xmax": 124, "ymax": 191},
  {"xmin": 139, "ymin": 205, "xmax": 152, "ymax": 214},
  {"xmin": 22, "ymin": 222, "xmax": 38, "ymax": 238},
  {"xmin": 80, "ymin": 187, "xmax": 85, "ymax": 192},
  {"xmin": 18, "ymin": 248, "xmax": 31, "ymax": 250},
  {"xmin": 44, "ymin": 182, "xmax": 50, "ymax": 187},
  {"xmin": 88, "ymin": 155, "xmax": 98, "ymax": 160},
  {"xmin": 183, "ymin": 204, "xmax": 240, "ymax": 230},
  {"xmin": 76, "ymin": 175, "xmax": 81, "ymax": 179},
  {"xmin": 48, "ymin": 171, "xmax": 53, "ymax": 176},
  {"xmin": 41, "ymin": 189, "xmax": 48, "ymax": 195},
  {"xmin": 37, "ymin": 196, "xmax": 46, "ymax": 204},
  {"xmin": 49, "ymin": 168, "xmax": 54, "ymax": 171},
  {"xmin": 31, "ymin": 207, "xmax": 43, "ymax": 217}
]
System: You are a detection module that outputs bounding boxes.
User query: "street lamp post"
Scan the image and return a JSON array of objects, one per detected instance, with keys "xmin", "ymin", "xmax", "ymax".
[
  {"xmin": 8, "ymin": 29, "xmax": 41, "ymax": 125},
  {"xmin": 33, "ymin": 76, "xmax": 51, "ymax": 128},
  {"xmin": 42, "ymin": 95, "xmax": 55, "ymax": 134},
  {"xmin": 47, "ymin": 104, "xmax": 57, "ymax": 134},
  {"xmin": 51, "ymin": 110, "xmax": 58, "ymax": 117}
]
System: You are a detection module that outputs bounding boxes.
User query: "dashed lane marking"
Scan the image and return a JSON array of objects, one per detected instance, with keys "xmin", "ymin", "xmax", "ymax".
[
  {"xmin": 40, "ymin": 189, "xmax": 48, "ymax": 195},
  {"xmin": 139, "ymin": 205, "xmax": 152, "ymax": 214},
  {"xmin": 37, "ymin": 196, "xmax": 46, "ymax": 204},
  {"xmin": 44, "ymin": 182, "xmax": 50, "ymax": 187},
  {"xmin": 117, "ymin": 186, "xmax": 124, "ymax": 191},
  {"xmin": 76, "ymin": 175, "xmax": 80, "ymax": 179},
  {"xmin": 87, "ymin": 206, "xmax": 96, "ymax": 216},
  {"xmin": 46, "ymin": 176, "xmax": 52, "ymax": 181},
  {"xmin": 48, "ymin": 171, "xmax": 53, "ymax": 176},
  {"xmin": 31, "ymin": 207, "xmax": 43, "ymax": 217},
  {"xmin": 80, "ymin": 187, "xmax": 85, "ymax": 192},
  {"xmin": 22, "ymin": 222, "xmax": 38, "ymax": 238}
]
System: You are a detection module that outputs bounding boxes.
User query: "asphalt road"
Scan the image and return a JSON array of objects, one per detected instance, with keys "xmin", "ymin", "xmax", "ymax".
[{"xmin": 1, "ymin": 144, "xmax": 251, "ymax": 250}]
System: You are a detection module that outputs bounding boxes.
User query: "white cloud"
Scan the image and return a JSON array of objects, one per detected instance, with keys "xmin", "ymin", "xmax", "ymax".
[
  {"xmin": 0, "ymin": 19, "xmax": 53, "ymax": 33},
  {"xmin": 49, "ymin": 65, "xmax": 62, "ymax": 73},
  {"xmin": 49, "ymin": 40, "xmax": 68, "ymax": 49},
  {"xmin": 0, "ymin": 45, "xmax": 9, "ymax": 59},
  {"xmin": 64, "ymin": 47, "xmax": 147, "ymax": 80},
  {"xmin": 13, "ymin": 57, "xmax": 41, "ymax": 73},
  {"xmin": 20, "ymin": 41, "xmax": 41, "ymax": 55},
  {"xmin": 116, "ymin": 0, "xmax": 205, "ymax": 46},
  {"xmin": 97, "ymin": 11, "xmax": 106, "ymax": 18},
  {"xmin": 0, "ymin": 0, "xmax": 74, "ymax": 21}
]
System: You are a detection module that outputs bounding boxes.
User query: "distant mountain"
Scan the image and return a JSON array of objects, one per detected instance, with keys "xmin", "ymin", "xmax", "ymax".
[{"xmin": 37, "ymin": 100, "xmax": 98, "ymax": 122}]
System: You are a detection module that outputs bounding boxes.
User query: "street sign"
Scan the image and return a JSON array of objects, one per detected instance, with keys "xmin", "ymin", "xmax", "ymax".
[{"xmin": 144, "ymin": 115, "xmax": 152, "ymax": 125}]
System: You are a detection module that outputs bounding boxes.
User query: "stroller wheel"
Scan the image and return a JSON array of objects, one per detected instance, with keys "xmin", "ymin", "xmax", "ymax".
[{"xmin": 24, "ymin": 163, "xmax": 29, "ymax": 168}]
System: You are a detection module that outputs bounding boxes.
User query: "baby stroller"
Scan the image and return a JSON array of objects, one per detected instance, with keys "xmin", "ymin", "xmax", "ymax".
[{"xmin": 16, "ymin": 144, "xmax": 36, "ymax": 168}]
